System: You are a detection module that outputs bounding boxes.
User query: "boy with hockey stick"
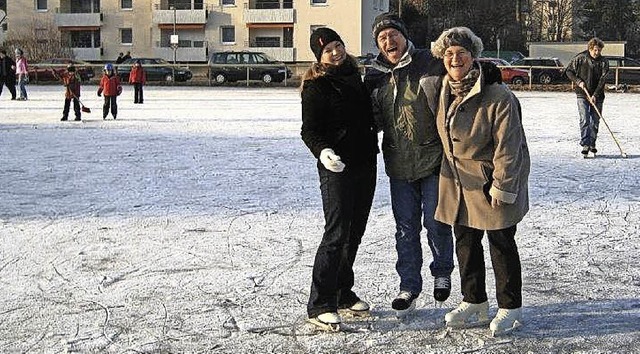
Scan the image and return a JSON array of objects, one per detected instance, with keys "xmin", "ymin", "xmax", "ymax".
[
  {"xmin": 54, "ymin": 64, "xmax": 82, "ymax": 121},
  {"xmin": 98, "ymin": 63, "xmax": 122, "ymax": 120}
]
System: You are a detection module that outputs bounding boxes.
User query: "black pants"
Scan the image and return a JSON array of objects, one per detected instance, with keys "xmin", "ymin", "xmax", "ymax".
[
  {"xmin": 307, "ymin": 161, "xmax": 376, "ymax": 318},
  {"xmin": 454, "ymin": 224, "xmax": 522, "ymax": 309},
  {"xmin": 103, "ymin": 96, "xmax": 118, "ymax": 118},
  {"xmin": 133, "ymin": 83, "xmax": 143, "ymax": 103},
  {"xmin": 0, "ymin": 77, "xmax": 17, "ymax": 99},
  {"xmin": 63, "ymin": 97, "xmax": 81, "ymax": 119}
]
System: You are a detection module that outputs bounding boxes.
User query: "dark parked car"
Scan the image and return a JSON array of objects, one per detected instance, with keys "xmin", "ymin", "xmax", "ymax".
[
  {"xmin": 29, "ymin": 58, "xmax": 95, "ymax": 82},
  {"xmin": 512, "ymin": 57, "xmax": 566, "ymax": 84},
  {"xmin": 116, "ymin": 58, "xmax": 192, "ymax": 82},
  {"xmin": 604, "ymin": 56, "xmax": 640, "ymax": 86},
  {"xmin": 208, "ymin": 51, "xmax": 292, "ymax": 84},
  {"xmin": 477, "ymin": 57, "xmax": 529, "ymax": 85}
]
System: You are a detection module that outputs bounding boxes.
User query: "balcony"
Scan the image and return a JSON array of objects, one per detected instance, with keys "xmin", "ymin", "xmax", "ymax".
[
  {"xmin": 243, "ymin": 8, "xmax": 294, "ymax": 23},
  {"xmin": 54, "ymin": 11, "xmax": 102, "ymax": 28},
  {"xmin": 152, "ymin": 9, "xmax": 207, "ymax": 25},
  {"xmin": 72, "ymin": 47, "xmax": 102, "ymax": 61},
  {"xmin": 255, "ymin": 47, "xmax": 294, "ymax": 62},
  {"xmin": 154, "ymin": 47, "xmax": 208, "ymax": 62}
]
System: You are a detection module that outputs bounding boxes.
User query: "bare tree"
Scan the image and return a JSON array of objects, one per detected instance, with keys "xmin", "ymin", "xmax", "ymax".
[
  {"xmin": 4, "ymin": 16, "xmax": 73, "ymax": 62},
  {"xmin": 525, "ymin": 0, "xmax": 575, "ymax": 42}
]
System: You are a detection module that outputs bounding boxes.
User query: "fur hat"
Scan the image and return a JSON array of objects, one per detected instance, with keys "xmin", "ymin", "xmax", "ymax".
[
  {"xmin": 431, "ymin": 27, "xmax": 484, "ymax": 59},
  {"xmin": 372, "ymin": 12, "xmax": 409, "ymax": 46},
  {"xmin": 309, "ymin": 27, "xmax": 343, "ymax": 62}
]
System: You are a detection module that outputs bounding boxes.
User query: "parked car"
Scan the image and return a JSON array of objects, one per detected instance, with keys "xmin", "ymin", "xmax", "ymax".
[
  {"xmin": 477, "ymin": 57, "xmax": 529, "ymax": 85},
  {"xmin": 116, "ymin": 58, "xmax": 192, "ymax": 82},
  {"xmin": 208, "ymin": 51, "xmax": 292, "ymax": 84},
  {"xmin": 603, "ymin": 56, "xmax": 640, "ymax": 86},
  {"xmin": 28, "ymin": 58, "xmax": 95, "ymax": 82},
  {"xmin": 511, "ymin": 57, "xmax": 566, "ymax": 84}
]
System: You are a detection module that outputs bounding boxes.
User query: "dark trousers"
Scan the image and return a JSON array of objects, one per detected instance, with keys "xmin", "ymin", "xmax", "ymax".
[
  {"xmin": 454, "ymin": 224, "xmax": 522, "ymax": 309},
  {"xmin": 103, "ymin": 96, "xmax": 118, "ymax": 118},
  {"xmin": 0, "ymin": 77, "xmax": 17, "ymax": 99},
  {"xmin": 133, "ymin": 83, "xmax": 143, "ymax": 103},
  {"xmin": 307, "ymin": 162, "xmax": 376, "ymax": 318},
  {"xmin": 63, "ymin": 97, "xmax": 81, "ymax": 119}
]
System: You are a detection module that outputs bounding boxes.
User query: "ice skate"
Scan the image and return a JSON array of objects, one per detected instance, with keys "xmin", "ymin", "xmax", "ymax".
[
  {"xmin": 590, "ymin": 146, "xmax": 597, "ymax": 158},
  {"xmin": 307, "ymin": 312, "xmax": 341, "ymax": 332},
  {"xmin": 581, "ymin": 145, "xmax": 590, "ymax": 158},
  {"xmin": 433, "ymin": 276, "xmax": 451, "ymax": 306},
  {"xmin": 392, "ymin": 291, "xmax": 418, "ymax": 318},
  {"xmin": 490, "ymin": 308, "xmax": 523, "ymax": 336},
  {"xmin": 338, "ymin": 300, "xmax": 370, "ymax": 319},
  {"xmin": 444, "ymin": 301, "xmax": 490, "ymax": 328}
]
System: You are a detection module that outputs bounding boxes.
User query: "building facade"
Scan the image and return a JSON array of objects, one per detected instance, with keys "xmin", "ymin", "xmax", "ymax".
[{"xmin": 2, "ymin": 0, "xmax": 388, "ymax": 62}]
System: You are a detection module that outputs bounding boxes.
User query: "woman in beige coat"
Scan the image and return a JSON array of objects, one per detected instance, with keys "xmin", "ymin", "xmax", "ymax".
[{"xmin": 430, "ymin": 27, "xmax": 530, "ymax": 336}]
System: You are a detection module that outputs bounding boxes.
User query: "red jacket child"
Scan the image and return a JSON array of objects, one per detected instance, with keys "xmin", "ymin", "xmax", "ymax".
[
  {"xmin": 129, "ymin": 64, "xmax": 146, "ymax": 84},
  {"xmin": 98, "ymin": 71, "xmax": 122, "ymax": 97}
]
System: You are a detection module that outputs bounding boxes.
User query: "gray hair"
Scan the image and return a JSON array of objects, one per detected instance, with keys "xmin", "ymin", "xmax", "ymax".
[{"xmin": 431, "ymin": 27, "xmax": 483, "ymax": 59}]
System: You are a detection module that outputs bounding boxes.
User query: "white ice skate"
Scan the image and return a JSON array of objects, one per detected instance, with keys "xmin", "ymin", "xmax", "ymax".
[
  {"xmin": 307, "ymin": 312, "xmax": 341, "ymax": 332},
  {"xmin": 392, "ymin": 291, "xmax": 418, "ymax": 318},
  {"xmin": 444, "ymin": 301, "xmax": 490, "ymax": 328},
  {"xmin": 338, "ymin": 300, "xmax": 371, "ymax": 319},
  {"xmin": 490, "ymin": 308, "xmax": 523, "ymax": 336}
]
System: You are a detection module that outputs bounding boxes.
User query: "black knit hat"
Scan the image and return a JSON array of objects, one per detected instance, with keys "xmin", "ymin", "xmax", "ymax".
[
  {"xmin": 372, "ymin": 12, "xmax": 409, "ymax": 46},
  {"xmin": 309, "ymin": 27, "xmax": 343, "ymax": 62}
]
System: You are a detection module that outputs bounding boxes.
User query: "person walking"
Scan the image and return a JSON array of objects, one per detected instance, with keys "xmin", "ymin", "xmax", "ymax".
[
  {"xmin": 301, "ymin": 27, "xmax": 379, "ymax": 330},
  {"xmin": 97, "ymin": 63, "xmax": 122, "ymax": 120},
  {"xmin": 0, "ymin": 49, "xmax": 17, "ymax": 100},
  {"xmin": 364, "ymin": 12, "xmax": 454, "ymax": 316},
  {"xmin": 15, "ymin": 48, "xmax": 28, "ymax": 101},
  {"xmin": 564, "ymin": 37, "xmax": 609, "ymax": 158},
  {"xmin": 58, "ymin": 64, "xmax": 82, "ymax": 121},
  {"xmin": 430, "ymin": 27, "xmax": 530, "ymax": 336},
  {"xmin": 129, "ymin": 60, "xmax": 146, "ymax": 104}
]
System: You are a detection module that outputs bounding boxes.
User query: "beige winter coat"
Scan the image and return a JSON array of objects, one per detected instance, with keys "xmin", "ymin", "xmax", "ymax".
[{"xmin": 434, "ymin": 70, "xmax": 530, "ymax": 230}]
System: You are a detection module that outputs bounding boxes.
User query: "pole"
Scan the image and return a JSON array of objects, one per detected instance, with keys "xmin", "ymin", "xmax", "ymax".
[
  {"xmin": 398, "ymin": 0, "xmax": 402, "ymax": 17},
  {"xmin": 172, "ymin": 6, "xmax": 177, "ymax": 66}
]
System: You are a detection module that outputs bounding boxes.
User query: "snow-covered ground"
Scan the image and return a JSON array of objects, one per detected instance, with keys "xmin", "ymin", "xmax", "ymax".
[{"xmin": 1, "ymin": 85, "xmax": 638, "ymax": 353}]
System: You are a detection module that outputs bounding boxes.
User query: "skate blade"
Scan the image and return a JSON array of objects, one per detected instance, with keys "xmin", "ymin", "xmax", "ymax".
[
  {"xmin": 337, "ymin": 308, "xmax": 370, "ymax": 319},
  {"xmin": 446, "ymin": 317, "xmax": 491, "ymax": 329},
  {"xmin": 394, "ymin": 302, "xmax": 417, "ymax": 319},
  {"xmin": 491, "ymin": 320, "xmax": 523, "ymax": 337},
  {"xmin": 306, "ymin": 318, "xmax": 341, "ymax": 332}
]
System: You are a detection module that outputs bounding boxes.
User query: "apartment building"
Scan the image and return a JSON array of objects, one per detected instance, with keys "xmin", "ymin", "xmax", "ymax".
[{"xmin": 2, "ymin": 0, "xmax": 388, "ymax": 63}]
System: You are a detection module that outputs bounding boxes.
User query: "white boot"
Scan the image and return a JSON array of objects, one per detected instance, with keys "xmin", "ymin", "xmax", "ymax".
[
  {"xmin": 444, "ymin": 301, "xmax": 490, "ymax": 328},
  {"xmin": 308, "ymin": 312, "xmax": 341, "ymax": 332},
  {"xmin": 490, "ymin": 308, "xmax": 523, "ymax": 336},
  {"xmin": 338, "ymin": 300, "xmax": 370, "ymax": 318}
]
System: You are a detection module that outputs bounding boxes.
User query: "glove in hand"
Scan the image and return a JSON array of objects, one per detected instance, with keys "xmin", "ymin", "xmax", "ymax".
[{"xmin": 319, "ymin": 148, "xmax": 345, "ymax": 173}]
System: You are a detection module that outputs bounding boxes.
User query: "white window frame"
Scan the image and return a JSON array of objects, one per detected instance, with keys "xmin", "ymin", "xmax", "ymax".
[
  {"xmin": 36, "ymin": 0, "xmax": 48, "ymax": 11},
  {"xmin": 121, "ymin": 28, "xmax": 133, "ymax": 45},
  {"xmin": 221, "ymin": 0, "xmax": 236, "ymax": 6},
  {"xmin": 121, "ymin": 0, "xmax": 133, "ymax": 10},
  {"xmin": 221, "ymin": 26, "xmax": 235, "ymax": 45},
  {"xmin": 311, "ymin": 0, "xmax": 328, "ymax": 6}
]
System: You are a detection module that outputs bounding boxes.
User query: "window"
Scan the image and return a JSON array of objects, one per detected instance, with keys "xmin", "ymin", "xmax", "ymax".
[
  {"xmin": 36, "ymin": 0, "xmax": 47, "ymax": 10},
  {"xmin": 222, "ymin": 0, "xmax": 235, "ymax": 5},
  {"xmin": 221, "ymin": 26, "xmax": 235, "ymax": 44},
  {"xmin": 121, "ymin": 28, "xmax": 132, "ymax": 45},
  {"xmin": 311, "ymin": 0, "xmax": 327, "ymax": 5},
  {"xmin": 121, "ymin": 0, "xmax": 132, "ymax": 9}
]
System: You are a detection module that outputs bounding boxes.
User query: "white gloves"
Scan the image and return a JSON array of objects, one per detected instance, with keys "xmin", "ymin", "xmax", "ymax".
[{"xmin": 319, "ymin": 148, "xmax": 345, "ymax": 173}]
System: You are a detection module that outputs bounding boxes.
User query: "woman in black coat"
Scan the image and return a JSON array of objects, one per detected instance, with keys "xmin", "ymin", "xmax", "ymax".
[
  {"xmin": 301, "ymin": 27, "xmax": 378, "ymax": 330},
  {"xmin": 0, "ymin": 49, "xmax": 17, "ymax": 100}
]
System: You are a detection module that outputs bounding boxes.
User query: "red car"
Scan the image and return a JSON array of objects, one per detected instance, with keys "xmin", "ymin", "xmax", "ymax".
[
  {"xmin": 28, "ymin": 58, "xmax": 96, "ymax": 83},
  {"xmin": 477, "ymin": 57, "xmax": 529, "ymax": 85}
]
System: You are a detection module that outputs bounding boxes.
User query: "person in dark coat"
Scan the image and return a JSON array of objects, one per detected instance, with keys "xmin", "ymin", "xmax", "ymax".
[
  {"xmin": 301, "ymin": 27, "xmax": 379, "ymax": 329},
  {"xmin": 564, "ymin": 37, "xmax": 609, "ymax": 157},
  {"xmin": 97, "ymin": 63, "xmax": 122, "ymax": 120},
  {"xmin": 0, "ymin": 49, "xmax": 17, "ymax": 100},
  {"xmin": 115, "ymin": 52, "xmax": 125, "ymax": 64},
  {"xmin": 364, "ymin": 12, "xmax": 454, "ymax": 316},
  {"xmin": 59, "ymin": 64, "xmax": 82, "ymax": 121}
]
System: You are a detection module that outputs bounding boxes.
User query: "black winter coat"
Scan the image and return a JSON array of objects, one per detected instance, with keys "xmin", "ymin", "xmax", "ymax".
[
  {"xmin": 565, "ymin": 50, "xmax": 609, "ymax": 99},
  {"xmin": 301, "ymin": 61, "xmax": 379, "ymax": 168},
  {"xmin": 0, "ymin": 56, "xmax": 16, "ymax": 81}
]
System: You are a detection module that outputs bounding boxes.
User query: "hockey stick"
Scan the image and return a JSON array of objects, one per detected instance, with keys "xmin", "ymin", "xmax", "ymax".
[
  {"xmin": 51, "ymin": 69, "xmax": 91, "ymax": 113},
  {"xmin": 581, "ymin": 86, "xmax": 627, "ymax": 158}
]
